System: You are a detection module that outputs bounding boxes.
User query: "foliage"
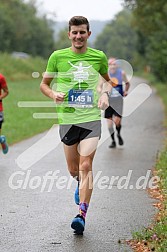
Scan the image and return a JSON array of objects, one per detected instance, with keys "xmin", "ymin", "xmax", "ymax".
[
  {"xmin": 0, "ymin": 0, "xmax": 55, "ymax": 58},
  {"xmin": 124, "ymin": 0, "xmax": 167, "ymax": 82},
  {"xmin": 54, "ymin": 28, "xmax": 71, "ymax": 50},
  {"xmin": 0, "ymin": 53, "xmax": 56, "ymax": 144},
  {"xmin": 95, "ymin": 1, "xmax": 167, "ymax": 81},
  {"xmin": 3, "ymin": 79, "xmax": 56, "ymax": 145},
  {"xmin": 0, "ymin": 52, "xmax": 47, "ymax": 81},
  {"xmin": 94, "ymin": 9, "xmax": 138, "ymax": 66}
]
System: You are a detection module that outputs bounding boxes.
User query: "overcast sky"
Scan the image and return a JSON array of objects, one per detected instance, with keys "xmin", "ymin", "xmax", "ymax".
[{"xmin": 36, "ymin": 0, "xmax": 124, "ymax": 21}]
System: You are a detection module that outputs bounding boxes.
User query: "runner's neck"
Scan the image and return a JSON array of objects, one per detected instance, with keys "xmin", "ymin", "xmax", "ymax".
[{"xmin": 70, "ymin": 45, "xmax": 88, "ymax": 54}]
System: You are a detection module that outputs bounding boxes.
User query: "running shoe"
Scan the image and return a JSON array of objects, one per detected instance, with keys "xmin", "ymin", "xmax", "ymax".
[
  {"xmin": 117, "ymin": 134, "xmax": 124, "ymax": 145},
  {"xmin": 109, "ymin": 141, "xmax": 116, "ymax": 148},
  {"xmin": 71, "ymin": 214, "xmax": 85, "ymax": 234},
  {"xmin": 0, "ymin": 135, "xmax": 8, "ymax": 154},
  {"xmin": 74, "ymin": 181, "xmax": 80, "ymax": 205}
]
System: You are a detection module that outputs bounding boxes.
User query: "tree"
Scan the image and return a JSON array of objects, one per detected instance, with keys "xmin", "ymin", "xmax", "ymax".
[
  {"xmin": 124, "ymin": 0, "xmax": 167, "ymax": 81},
  {"xmin": 94, "ymin": 9, "xmax": 138, "ymax": 65},
  {"xmin": 54, "ymin": 28, "xmax": 71, "ymax": 50},
  {"xmin": 0, "ymin": 0, "xmax": 55, "ymax": 58}
]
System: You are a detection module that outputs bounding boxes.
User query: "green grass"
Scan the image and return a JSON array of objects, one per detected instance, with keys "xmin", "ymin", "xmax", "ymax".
[
  {"xmin": 0, "ymin": 53, "xmax": 57, "ymax": 144},
  {"xmin": 0, "ymin": 52, "xmax": 47, "ymax": 81},
  {"xmin": 142, "ymin": 72, "xmax": 167, "ymax": 127},
  {"xmin": 3, "ymin": 79, "xmax": 57, "ymax": 145},
  {"xmin": 131, "ymin": 72, "xmax": 167, "ymax": 251}
]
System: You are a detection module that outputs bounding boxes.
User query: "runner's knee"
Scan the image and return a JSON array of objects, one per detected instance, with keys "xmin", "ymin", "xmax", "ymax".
[
  {"xmin": 114, "ymin": 117, "xmax": 121, "ymax": 126},
  {"xmin": 80, "ymin": 160, "xmax": 92, "ymax": 174}
]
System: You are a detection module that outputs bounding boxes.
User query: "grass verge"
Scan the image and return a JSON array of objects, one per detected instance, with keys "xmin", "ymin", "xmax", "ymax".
[
  {"xmin": 3, "ymin": 79, "xmax": 57, "ymax": 145},
  {"xmin": 0, "ymin": 52, "xmax": 47, "ymax": 81},
  {"xmin": 0, "ymin": 53, "xmax": 57, "ymax": 144}
]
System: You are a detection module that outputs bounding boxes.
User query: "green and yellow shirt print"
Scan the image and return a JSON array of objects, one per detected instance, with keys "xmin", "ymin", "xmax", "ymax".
[{"xmin": 46, "ymin": 47, "xmax": 108, "ymax": 125}]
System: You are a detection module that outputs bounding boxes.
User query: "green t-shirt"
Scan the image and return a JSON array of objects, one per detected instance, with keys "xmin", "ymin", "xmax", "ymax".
[{"xmin": 46, "ymin": 47, "xmax": 108, "ymax": 125}]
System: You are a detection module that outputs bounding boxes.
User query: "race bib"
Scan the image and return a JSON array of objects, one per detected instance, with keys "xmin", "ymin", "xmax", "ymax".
[{"xmin": 68, "ymin": 89, "xmax": 93, "ymax": 108}]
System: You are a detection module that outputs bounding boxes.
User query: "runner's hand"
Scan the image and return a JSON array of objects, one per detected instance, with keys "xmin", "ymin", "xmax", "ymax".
[
  {"xmin": 124, "ymin": 91, "xmax": 128, "ymax": 97},
  {"xmin": 52, "ymin": 91, "xmax": 65, "ymax": 103},
  {"xmin": 98, "ymin": 93, "xmax": 109, "ymax": 110}
]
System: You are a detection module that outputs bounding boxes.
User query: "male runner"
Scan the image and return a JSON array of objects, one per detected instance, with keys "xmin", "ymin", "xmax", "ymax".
[
  {"xmin": 105, "ymin": 58, "xmax": 130, "ymax": 148},
  {"xmin": 0, "ymin": 73, "xmax": 9, "ymax": 154},
  {"xmin": 40, "ymin": 16, "xmax": 111, "ymax": 234}
]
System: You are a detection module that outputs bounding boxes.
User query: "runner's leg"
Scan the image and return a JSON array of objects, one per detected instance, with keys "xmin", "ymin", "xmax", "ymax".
[
  {"xmin": 63, "ymin": 143, "xmax": 80, "ymax": 204},
  {"xmin": 107, "ymin": 118, "xmax": 116, "ymax": 148},
  {"xmin": 114, "ymin": 116, "xmax": 124, "ymax": 145},
  {"xmin": 107, "ymin": 118, "xmax": 115, "ymax": 140},
  {"xmin": 71, "ymin": 137, "xmax": 98, "ymax": 234},
  {"xmin": 63, "ymin": 143, "xmax": 79, "ymax": 179},
  {"xmin": 0, "ymin": 115, "xmax": 8, "ymax": 154},
  {"xmin": 78, "ymin": 136, "xmax": 98, "ymax": 205}
]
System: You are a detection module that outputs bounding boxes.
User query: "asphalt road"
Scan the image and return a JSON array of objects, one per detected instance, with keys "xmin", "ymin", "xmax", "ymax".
[{"xmin": 0, "ymin": 77, "xmax": 164, "ymax": 252}]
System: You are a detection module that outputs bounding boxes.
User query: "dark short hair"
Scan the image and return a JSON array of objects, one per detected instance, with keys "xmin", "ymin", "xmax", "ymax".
[{"xmin": 69, "ymin": 16, "xmax": 90, "ymax": 32}]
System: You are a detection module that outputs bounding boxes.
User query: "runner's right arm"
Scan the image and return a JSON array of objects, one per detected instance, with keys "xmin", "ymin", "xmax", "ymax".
[{"xmin": 40, "ymin": 75, "xmax": 65, "ymax": 103}]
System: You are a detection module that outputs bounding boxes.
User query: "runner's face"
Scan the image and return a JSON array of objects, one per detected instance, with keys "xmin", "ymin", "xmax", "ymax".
[
  {"xmin": 68, "ymin": 25, "xmax": 91, "ymax": 50},
  {"xmin": 109, "ymin": 63, "xmax": 117, "ymax": 73}
]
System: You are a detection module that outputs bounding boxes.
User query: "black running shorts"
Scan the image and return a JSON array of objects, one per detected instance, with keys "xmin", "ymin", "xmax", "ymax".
[
  {"xmin": 105, "ymin": 96, "xmax": 123, "ymax": 118},
  {"xmin": 0, "ymin": 112, "xmax": 4, "ymax": 129},
  {"xmin": 59, "ymin": 120, "xmax": 101, "ymax": 146}
]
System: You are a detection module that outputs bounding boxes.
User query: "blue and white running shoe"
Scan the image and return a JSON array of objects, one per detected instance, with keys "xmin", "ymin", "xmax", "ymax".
[
  {"xmin": 0, "ymin": 135, "xmax": 8, "ymax": 154},
  {"xmin": 71, "ymin": 214, "xmax": 85, "ymax": 235}
]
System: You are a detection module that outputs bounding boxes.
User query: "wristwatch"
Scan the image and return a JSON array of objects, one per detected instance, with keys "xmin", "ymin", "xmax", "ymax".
[{"xmin": 102, "ymin": 91, "xmax": 110, "ymax": 97}]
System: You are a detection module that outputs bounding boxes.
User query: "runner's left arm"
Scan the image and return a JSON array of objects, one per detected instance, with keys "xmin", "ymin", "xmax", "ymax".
[
  {"xmin": 122, "ymin": 71, "xmax": 130, "ymax": 97},
  {"xmin": 0, "ymin": 86, "xmax": 9, "ymax": 100},
  {"xmin": 97, "ymin": 73, "xmax": 113, "ymax": 110},
  {"xmin": 0, "ymin": 75, "xmax": 9, "ymax": 100}
]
